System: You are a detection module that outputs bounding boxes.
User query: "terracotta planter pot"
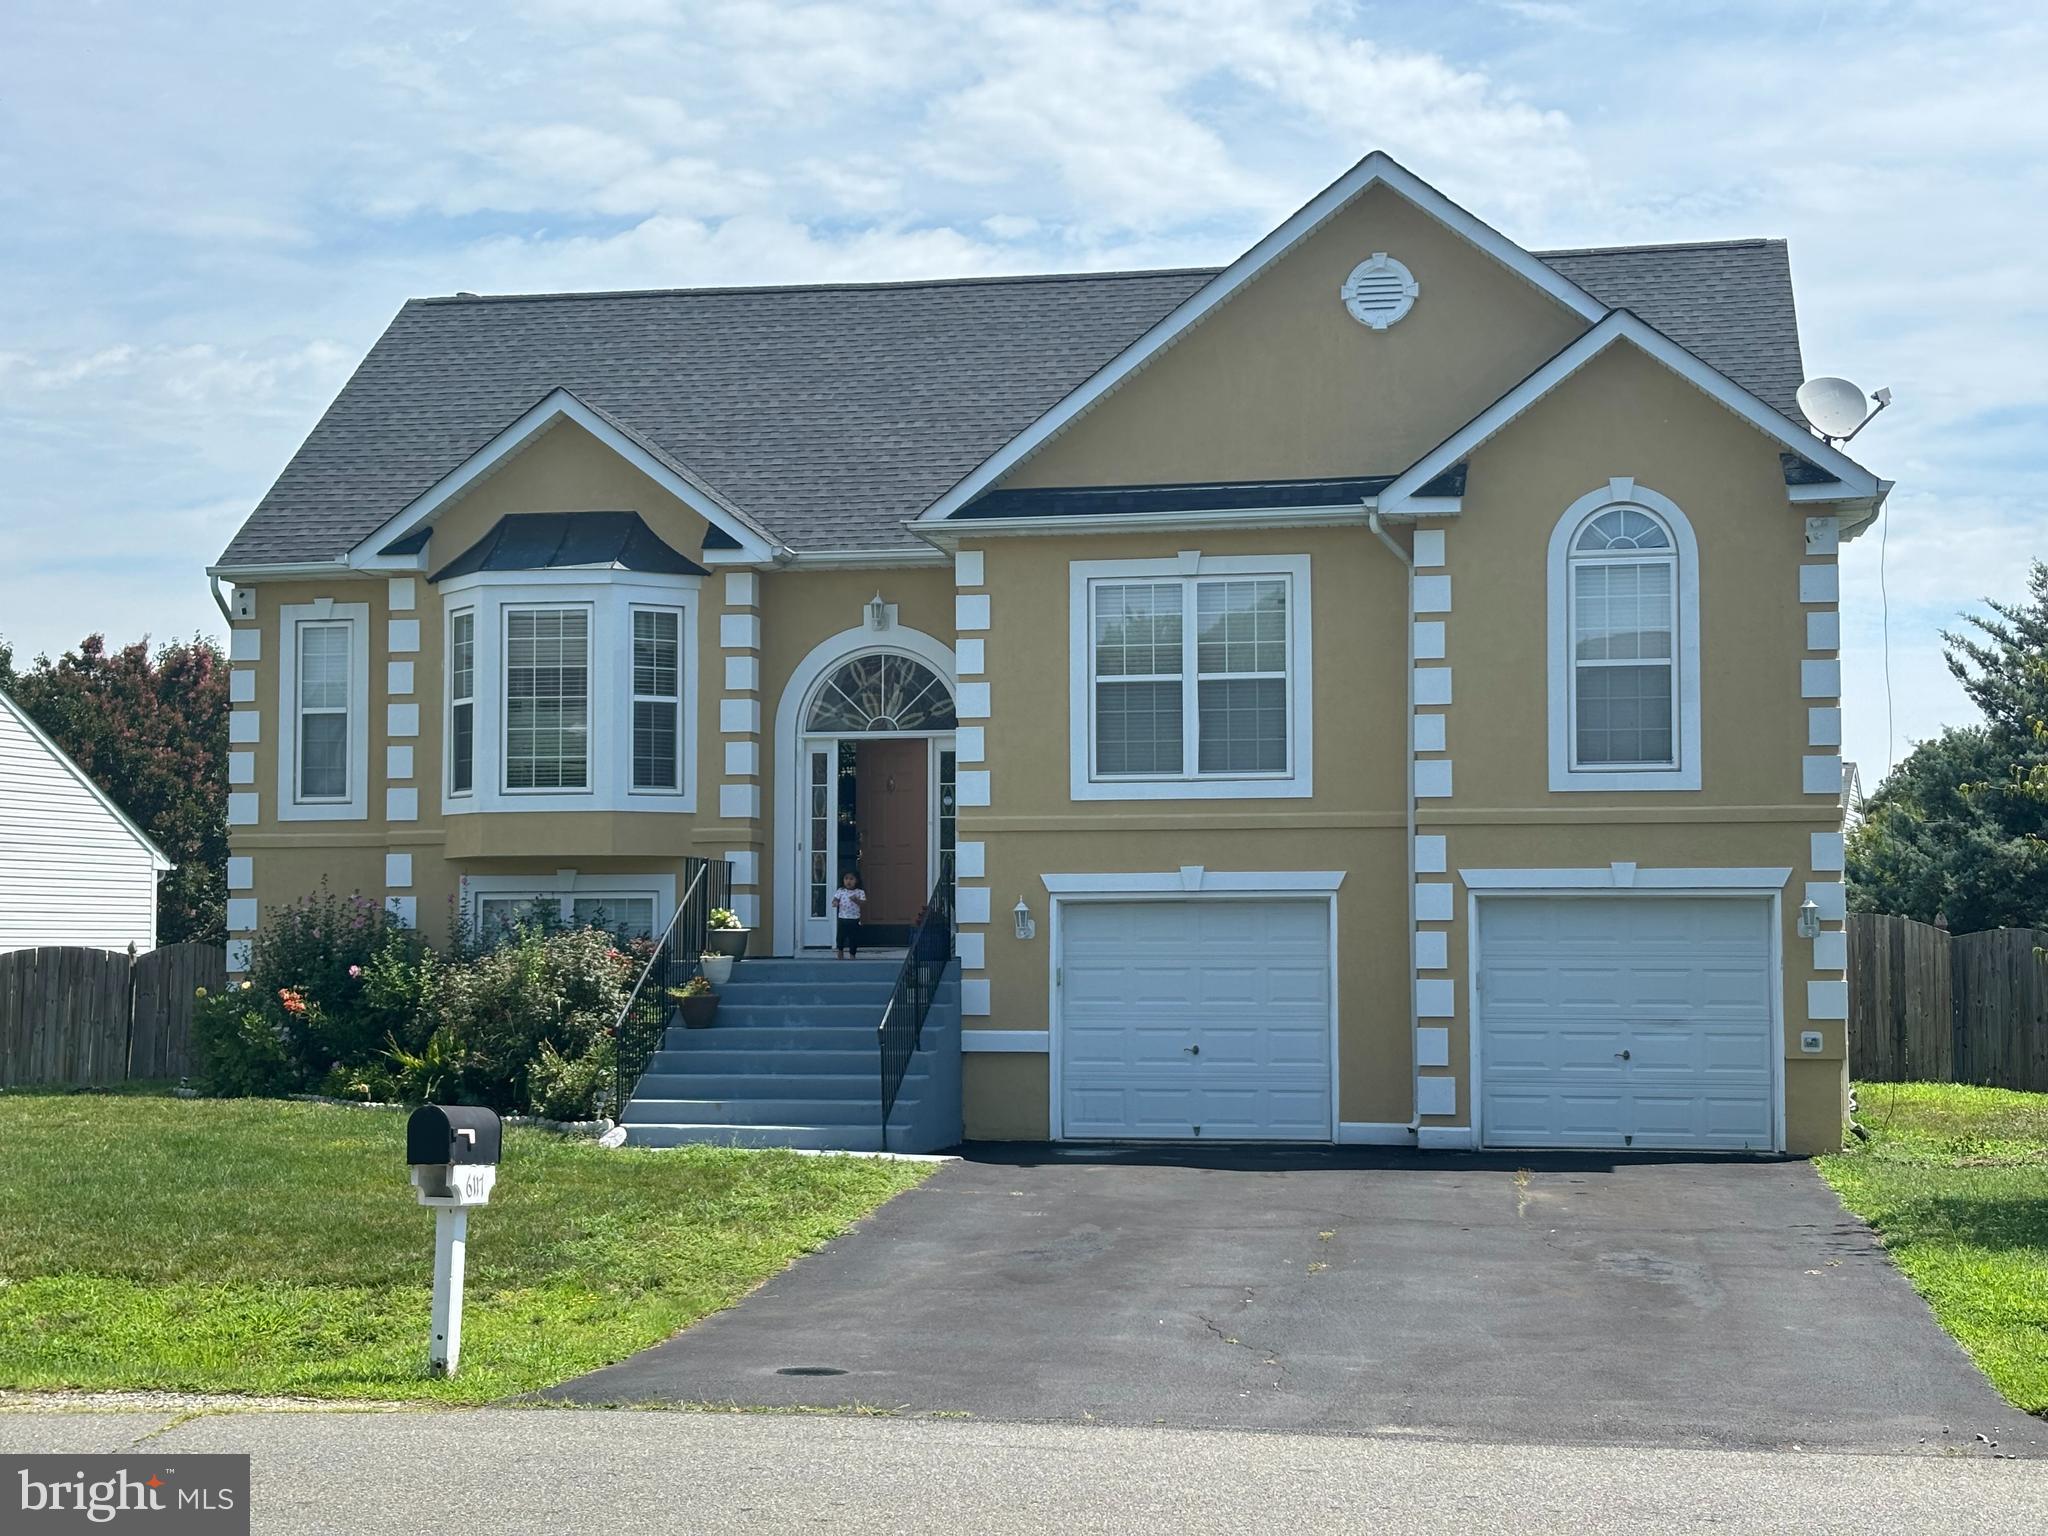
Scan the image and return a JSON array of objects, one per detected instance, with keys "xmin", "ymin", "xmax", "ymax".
[
  {"xmin": 706, "ymin": 927, "xmax": 750, "ymax": 959},
  {"xmin": 676, "ymin": 992, "xmax": 719, "ymax": 1028}
]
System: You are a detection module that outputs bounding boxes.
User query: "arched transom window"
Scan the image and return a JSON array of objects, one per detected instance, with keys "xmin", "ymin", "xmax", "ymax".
[
  {"xmin": 1568, "ymin": 505, "xmax": 1677, "ymax": 769},
  {"xmin": 806, "ymin": 653, "xmax": 957, "ymax": 733}
]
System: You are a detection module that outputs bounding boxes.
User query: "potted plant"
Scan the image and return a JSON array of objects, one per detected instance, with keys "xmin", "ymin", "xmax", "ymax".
[
  {"xmin": 699, "ymin": 949, "xmax": 734, "ymax": 987},
  {"xmin": 667, "ymin": 976, "xmax": 719, "ymax": 1028},
  {"xmin": 705, "ymin": 907, "xmax": 750, "ymax": 960}
]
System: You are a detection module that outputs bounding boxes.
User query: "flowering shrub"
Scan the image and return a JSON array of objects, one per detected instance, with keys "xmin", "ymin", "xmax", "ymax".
[{"xmin": 193, "ymin": 891, "xmax": 636, "ymax": 1119}]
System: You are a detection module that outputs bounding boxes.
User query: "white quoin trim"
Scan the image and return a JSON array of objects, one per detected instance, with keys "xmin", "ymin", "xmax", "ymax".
[
  {"xmin": 913, "ymin": 150, "xmax": 1606, "ymax": 525},
  {"xmin": 1377, "ymin": 310, "xmax": 1881, "ymax": 514},
  {"xmin": 344, "ymin": 386, "xmax": 781, "ymax": 567}
]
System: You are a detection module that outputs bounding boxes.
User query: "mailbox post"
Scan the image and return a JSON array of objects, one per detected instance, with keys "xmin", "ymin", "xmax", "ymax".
[{"xmin": 406, "ymin": 1104, "xmax": 503, "ymax": 1376}]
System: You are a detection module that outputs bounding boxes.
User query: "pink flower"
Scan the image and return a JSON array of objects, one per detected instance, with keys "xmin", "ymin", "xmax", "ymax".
[{"xmin": 348, "ymin": 964, "xmax": 362, "ymax": 979}]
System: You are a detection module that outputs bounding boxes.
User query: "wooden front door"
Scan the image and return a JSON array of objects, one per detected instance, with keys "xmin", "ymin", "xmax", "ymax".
[{"xmin": 855, "ymin": 738, "xmax": 929, "ymax": 928}]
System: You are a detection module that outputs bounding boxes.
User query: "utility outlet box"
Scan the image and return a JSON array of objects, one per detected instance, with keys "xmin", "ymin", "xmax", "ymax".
[{"xmin": 1799, "ymin": 1030, "xmax": 1824, "ymax": 1054}]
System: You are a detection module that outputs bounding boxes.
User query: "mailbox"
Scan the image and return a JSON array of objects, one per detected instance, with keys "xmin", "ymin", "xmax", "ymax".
[{"xmin": 407, "ymin": 1104, "xmax": 501, "ymax": 1207}]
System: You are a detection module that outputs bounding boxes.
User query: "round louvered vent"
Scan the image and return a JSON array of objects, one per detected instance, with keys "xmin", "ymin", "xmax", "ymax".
[{"xmin": 1340, "ymin": 252, "xmax": 1418, "ymax": 330}]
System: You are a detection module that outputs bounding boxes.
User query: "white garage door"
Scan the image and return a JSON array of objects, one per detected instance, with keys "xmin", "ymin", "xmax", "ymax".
[
  {"xmin": 1477, "ymin": 897, "xmax": 1776, "ymax": 1151},
  {"xmin": 1059, "ymin": 900, "xmax": 1332, "ymax": 1140}
]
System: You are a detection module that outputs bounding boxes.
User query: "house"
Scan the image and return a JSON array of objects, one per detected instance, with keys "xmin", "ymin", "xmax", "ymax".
[
  {"xmin": 0, "ymin": 688, "xmax": 174, "ymax": 953},
  {"xmin": 209, "ymin": 152, "xmax": 1882, "ymax": 1155}
]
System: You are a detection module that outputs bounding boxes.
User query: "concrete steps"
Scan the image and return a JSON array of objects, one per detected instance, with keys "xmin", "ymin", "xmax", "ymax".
[{"xmin": 619, "ymin": 956, "xmax": 961, "ymax": 1153}]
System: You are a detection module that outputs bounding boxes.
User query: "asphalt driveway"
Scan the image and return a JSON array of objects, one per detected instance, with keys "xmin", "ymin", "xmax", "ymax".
[{"xmin": 546, "ymin": 1146, "xmax": 2045, "ymax": 1455}]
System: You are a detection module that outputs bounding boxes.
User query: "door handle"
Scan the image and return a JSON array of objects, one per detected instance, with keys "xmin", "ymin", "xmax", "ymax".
[
  {"xmin": 1615, "ymin": 1049, "xmax": 1631, "ymax": 1061},
  {"xmin": 1184, "ymin": 1044, "xmax": 1200, "ymax": 1055}
]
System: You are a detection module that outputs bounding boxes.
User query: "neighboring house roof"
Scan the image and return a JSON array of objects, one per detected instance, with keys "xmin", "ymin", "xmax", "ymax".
[
  {"xmin": 431, "ymin": 511, "xmax": 710, "ymax": 582},
  {"xmin": 0, "ymin": 689, "xmax": 174, "ymax": 871},
  {"xmin": 219, "ymin": 224, "xmax": 1813, "ymax": 566}
]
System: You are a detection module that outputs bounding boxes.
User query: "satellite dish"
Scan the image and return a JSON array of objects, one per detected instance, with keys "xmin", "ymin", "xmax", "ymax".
[{"xmin": 1797, "ymin": 376, "xmax": 1874, "ymax": 440}]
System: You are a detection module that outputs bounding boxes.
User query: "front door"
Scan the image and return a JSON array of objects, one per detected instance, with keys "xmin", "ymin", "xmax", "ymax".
[{"xmin": 857, "ymin": 739, "xmax": 929, "ymax": 940}]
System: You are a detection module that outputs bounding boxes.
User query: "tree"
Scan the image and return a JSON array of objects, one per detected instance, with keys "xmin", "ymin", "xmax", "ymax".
[
  {"xmin": 0, "ymin": 634, "xmax": 229, "ymax": 943},
  {"xmin": 1848, "ymin": 562, "xmax": 2048, "ymax": 933}
]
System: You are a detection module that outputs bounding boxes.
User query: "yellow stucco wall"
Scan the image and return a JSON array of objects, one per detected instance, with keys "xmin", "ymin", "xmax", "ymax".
[{"xmin": 1006, "ymin": 181, "xmax": 1588, "ymax": 489}]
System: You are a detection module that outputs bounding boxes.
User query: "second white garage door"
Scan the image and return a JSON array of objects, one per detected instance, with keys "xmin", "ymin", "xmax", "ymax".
[
  {"xmin": 1477, "ymin": 896, "xmax": 1777, "ymax": 1151},
  {"xmin": 1058, "ymin": 900, "xmax": 1332, "ymax": 1140}
]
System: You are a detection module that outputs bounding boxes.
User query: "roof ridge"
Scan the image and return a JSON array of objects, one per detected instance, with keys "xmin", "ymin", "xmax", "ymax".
[
  {"xmin": 1538, "ymin": 236, "xmax": 1784, "ymax": 258},
  {"xmin": 417, "ymin": 266, "xmax": 1225, "ymax": 306}
]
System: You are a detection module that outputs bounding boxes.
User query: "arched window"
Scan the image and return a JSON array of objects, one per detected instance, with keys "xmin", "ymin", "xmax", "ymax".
[
  {"xmin": 1547, "ymin": 483, "xmax": 1700, "ymax": 791},
  {"xmin": 805, "ymin": 653, "xmax": 957, "ymax": 733},
  {"xmin": 1569, "ymin": 507, "xmax": 1676, "ymax": 767}
]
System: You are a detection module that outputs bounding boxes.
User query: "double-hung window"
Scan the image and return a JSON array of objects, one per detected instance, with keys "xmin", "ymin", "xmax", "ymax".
[
  {"xmin": 504, "ymin": 606, "xmax": 590, "ymax": 792},
  {"xmin": 295, "ymin": 622, "xmax": 352, "ymax": 801},
  {"xmin": 1075, "ymin": 556, "xmax": 1310, "ymax": 799},
  {"xmin": 631, "ymin": 608, "xmax": 682, "ymax": 792},
  {"xmin": 449, "ymin": 610, "xmax": 475, "ymax": 796},
  {"xmin": 277, "ymin": 601, "xmax": 368, "ymax": 820}
]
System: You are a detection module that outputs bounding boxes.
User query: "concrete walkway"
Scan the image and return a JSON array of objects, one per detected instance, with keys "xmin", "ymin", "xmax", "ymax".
[{"xmin": 548, "ymin": 1145, "xmax": 2046, "ymax": 1456}]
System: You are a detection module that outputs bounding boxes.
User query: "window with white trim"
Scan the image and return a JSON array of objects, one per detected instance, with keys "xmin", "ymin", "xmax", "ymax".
[
  {"xmin": 277, "ymin": 601, "xmax": 369, "ymax": 821},
  {"xmin": 1546, "ymin": 483, "xmax": 1701, "ymax": 792},
  {"xmin": 294, "ymin": 621, "xmax": 352, "ymax": 800},
  {"xmin": 504, "ymin": 606, "xmax": 590, "ymax": 792},
  {"xmin": 630, "ymin": 607, "xmax": 682, "ymax": 792},
  {"xmin": 473, "ymin": 890, "xmax": 657, "ymax": 942},
  {"xmin": 1071, "ymin": 555, "xmax": 1311, "ymax": 800},
  {"xmin": 1569, "ymin": 508, "xmax": 1675, "ymax": 768},
  {"xmin": 449, "ymin": 609, "xmax": 475, "ymax": 796}
]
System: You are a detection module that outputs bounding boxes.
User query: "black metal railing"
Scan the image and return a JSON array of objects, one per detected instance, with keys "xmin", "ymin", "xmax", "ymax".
[
  {"xmin": 610, "ymin": 856, "xmax": 733, "ymax": 1117},
  {"xmin": 878, "ymin": 852, "xmax": 956, "ymax": 1149}
]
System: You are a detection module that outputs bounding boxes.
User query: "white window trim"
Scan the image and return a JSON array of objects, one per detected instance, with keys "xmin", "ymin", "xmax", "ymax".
[
  {"xmin": 460, "ymin": 871, "xmax": 677, "ymax": 939},
  {"xmin": 440, "ymin": 571, "xmax": 700, "ymax": 815},
  {"xmin": 277, "ymin": 601, "xmax": 369, "ymax": 822},
  {"xmin": 1068, "ymin": 553, "xmax": 1313, "ymax": 802},
  {"xmin": 1546, "ymin": 483, "xmax": 1701, "ymax": 791},
  {"xmin": 1039, "ymin": 869, "xmax": 1345, "ymax": 1142}
]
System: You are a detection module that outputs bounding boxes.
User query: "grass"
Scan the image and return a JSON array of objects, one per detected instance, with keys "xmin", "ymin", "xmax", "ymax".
[
  {"xmin": 0, "ymin": 1089, "xmax": 931, "ymax": 1404},
  {"xmin": 1819, "ymin": 1082, "xmax": 2048, "ymax": 1416}
]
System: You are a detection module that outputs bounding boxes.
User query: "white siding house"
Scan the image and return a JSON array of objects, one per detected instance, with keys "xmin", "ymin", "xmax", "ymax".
[{"xmin": 0, "ymin": 689, "xmax": 172, "ymax": 953}]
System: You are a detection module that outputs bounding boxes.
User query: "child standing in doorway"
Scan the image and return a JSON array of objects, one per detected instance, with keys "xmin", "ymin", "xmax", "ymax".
[{"xmin": 831, "ymin": 870, "xmax": 866, "ymax": 959}]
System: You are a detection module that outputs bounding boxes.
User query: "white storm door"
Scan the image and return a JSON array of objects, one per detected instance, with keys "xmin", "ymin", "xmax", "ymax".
[
  {"xmin": 1477, "ymin": 896, "xmax": 1776, "ymax": 1151},
  {"xmin": 1059, "ymin": 899, "xmax": 1332, "ymax": 1141}
]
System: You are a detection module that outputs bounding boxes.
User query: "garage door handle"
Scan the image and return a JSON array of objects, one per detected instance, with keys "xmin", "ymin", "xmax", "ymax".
[
  {"xmin": 1184, "ymin": 1044, "xmax": 1200, "ymax": 1055},
  {"xmin": 1615, "ymin": 1049, "xmax": 1631, "ymax": 1061}
]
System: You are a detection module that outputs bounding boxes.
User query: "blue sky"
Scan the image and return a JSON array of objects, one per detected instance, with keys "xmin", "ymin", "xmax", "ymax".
[{"xmin": 2, "ymin": 0, "xmax": 2043, "ymax": 788}]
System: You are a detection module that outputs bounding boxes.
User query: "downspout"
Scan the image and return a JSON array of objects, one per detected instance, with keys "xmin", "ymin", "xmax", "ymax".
[
  {"xmin": 208, "ymin": 574, "xmax": 232, "ymax": 624},
  {"xmin": 1367, "ymin": 508, "xmax": 1423, "ymax": 1138}
]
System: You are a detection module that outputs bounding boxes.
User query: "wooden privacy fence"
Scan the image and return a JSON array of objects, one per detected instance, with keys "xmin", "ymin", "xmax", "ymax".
[
  {"xmin": 1848, "ymin": 913, "xmax": 2048, "ymax": 1091},
  {"xmin": 0, "ymin": 942, "xmax": 223, "ymax": 1088}
]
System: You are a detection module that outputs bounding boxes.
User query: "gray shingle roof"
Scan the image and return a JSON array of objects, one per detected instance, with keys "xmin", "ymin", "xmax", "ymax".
[{"xmin": 219, "ymin": 238, "xmax": 1804, "ymax": 565}]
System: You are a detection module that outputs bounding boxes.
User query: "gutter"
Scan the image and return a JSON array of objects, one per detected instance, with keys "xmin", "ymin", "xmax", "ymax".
[{"xmin": 1367, "ymin": 508, "xmax": 1424, "ymax": 1140}]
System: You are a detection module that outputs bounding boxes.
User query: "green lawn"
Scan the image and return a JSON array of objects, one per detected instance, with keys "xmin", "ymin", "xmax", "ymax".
[
  {"xmin": 1819, "ymin": 1082, "xmax": 2048, "ymax": 1416},
  {"xmin": 0, "ymin": 1089, "xmax": 930, "ymax": 1404}
]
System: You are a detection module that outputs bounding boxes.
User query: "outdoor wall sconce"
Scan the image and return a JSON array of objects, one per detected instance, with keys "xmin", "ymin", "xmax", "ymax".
[
  {"xmin": 1013, "ymin": 898, "xmax": 1035, "ymax": 941},
  {"xmin": 1796, "ymin": 897, "xmax": 1821, "ymax": 940},
  {"xmin": 867, "ymin": 592, "xmax": 892, "ymax": 631}
]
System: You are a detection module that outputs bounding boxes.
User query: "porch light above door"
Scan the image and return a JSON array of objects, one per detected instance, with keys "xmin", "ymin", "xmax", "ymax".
[{"xmin": 868, "ymin": 592, "xmax": 891, "ymax": 631}]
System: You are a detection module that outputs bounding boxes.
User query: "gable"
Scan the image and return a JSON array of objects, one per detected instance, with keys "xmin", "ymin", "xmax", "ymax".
[
  {"xmin": 0, "ymin": 694, "xmax": 172, "ymax": 872},
  {"xmin": 959, "ymin": 179, "xmax": 1593, "ymax": 500},
  {"xmin": 407, "ymin": 415, "xmax": 723, "ymax": 579}
]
